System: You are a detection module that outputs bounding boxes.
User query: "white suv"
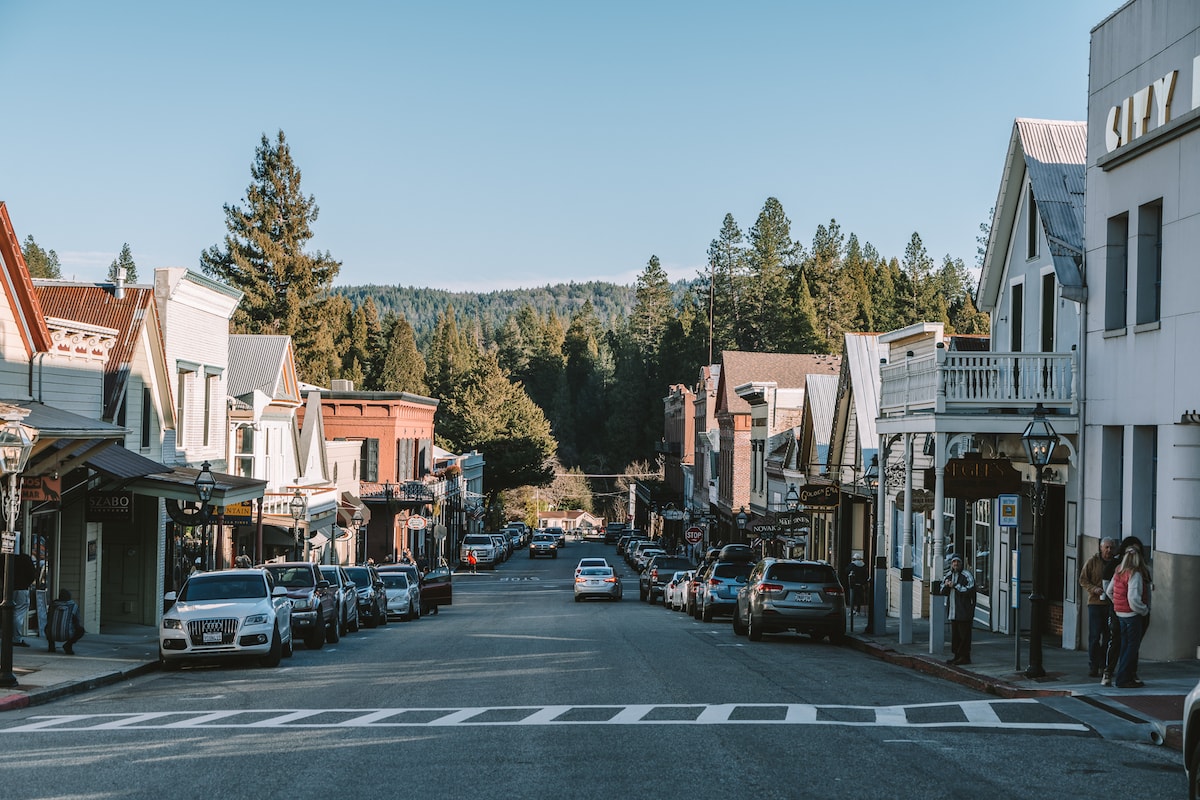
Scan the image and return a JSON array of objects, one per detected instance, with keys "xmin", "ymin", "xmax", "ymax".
[
  {"xmin": 160, "ymin": 569, "xmax": 293, "ymax": 669},
  {"xmin": 460, "ymin": 533, "xmax": 499, "ymax": 569},
  {"xmin": 1184, "ymin": 676, "xmax": 1200, "ymax": 798}
]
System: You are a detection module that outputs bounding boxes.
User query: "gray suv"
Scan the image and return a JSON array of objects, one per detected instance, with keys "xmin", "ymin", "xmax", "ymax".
[{"xmin": 732, "ymin": 559, "xmax": 847, "ymax": 643}]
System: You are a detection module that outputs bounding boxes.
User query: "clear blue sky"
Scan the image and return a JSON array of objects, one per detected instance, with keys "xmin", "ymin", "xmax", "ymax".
[{"xmin": 1, "ymin": 1, "xmax": 1118, "ymax": 292}]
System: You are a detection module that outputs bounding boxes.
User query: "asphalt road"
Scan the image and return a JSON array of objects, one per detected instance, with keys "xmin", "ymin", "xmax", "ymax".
[{"xmin": 0, "ymin": 540, "xmax": 1185, "ymax": 799}]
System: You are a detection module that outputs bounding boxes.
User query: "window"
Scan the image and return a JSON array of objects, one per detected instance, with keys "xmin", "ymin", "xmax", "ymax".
[
  {"xmin": 1026, "ymin": 186, "xmax": 1039, "ymax": 259},
  {"xmin": 140, "ymin": 387, "xmax": 152, "ymax": 448},
  {"xmin": 1040, "ymin": 271, "xmax": 1056, "ymax": 352},
  {"xmin": 1136, "ymin": 200, "xmax": 1163, "ymax": 325},
  {"xmin": 203, "ymin": 372, "xmax": 219, "ymax": 447},
  {"xmin": 1100, "ymin": 427, "xmax": 1124, "ymax": 540},
  {"xmin": 1105, "ymin": 213, "xmax": 1129, "ymax": 330},
  {"xmin": 177, "ymin": 368, "xmax": 194, "ymax": 445},
  {"xmin": 1131, "ymin": 426, "xmax": 1157, "ymax": 558},
  {"xmin": 116, "ymin": 388, "xmax": 127, "ymax": 428},
  {"xmin": 234, "ymin": 424, "xmax": 255, "ymax": 478},
  {"xmin": 1009, "ymin": 281, "xmax": 1024, "ymax": 352},
  {"xmin": 361, "ymin": 439, "xmax": 379, "ymax": 483}
]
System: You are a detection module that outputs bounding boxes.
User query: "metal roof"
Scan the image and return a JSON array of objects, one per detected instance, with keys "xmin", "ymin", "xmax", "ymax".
[
  {"xmin": 227, "ymin": 335, "xmax": 298, "ymax": 402},
  {"xmin": 716, "ymin": 351, "xmax": 841, "ymax": 415},
  {"xmin": 805, "ymin": 374, "xmax": 839, "ymax": 449},
  {"xmin": 844, "ymin": 332, "xmax": 882, "ymax": 452}
]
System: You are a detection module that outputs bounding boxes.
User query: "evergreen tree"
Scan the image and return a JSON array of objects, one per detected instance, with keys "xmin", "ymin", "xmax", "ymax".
[
  {"xmin": 704, "ymin": 214, "xmax": 746, "ymax": 358},
  {"xmin": 631, "ymin": 254, "xmax": 672, "ymax": 356},
  {"xmin": 901, "ymin": 232, "xmax": 938, "ymax": 323},
  {"xmin": 22, "ymin": 235, "xmax": 61, "ymax": 279},
  {"xmin": 804, "ymin": 219, "xmax": 848, "ymax": 350},
  {"xmin": 426, "ymin": 305, "xmax": 477, "ymax": 400},
  {"xmin": 379, "ymin": 314, "xmax": 428, "ymax": 394},
  {"xmin": 199, "ymin": 130, "xmax": 341, "ymax": 381},
  {"xmin": 744, "ymin": 197, "xmax": 799, "ymax": 351},
  {"xmin": 106, "ymin": 242, "xmax": 138, "ymax": 283}
]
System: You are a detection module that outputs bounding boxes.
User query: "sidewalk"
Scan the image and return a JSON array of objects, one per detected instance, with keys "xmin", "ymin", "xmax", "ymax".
[
  {"xmin": 845, "ymin": 613, "xmax": 1199, "ymax": 751},
  {"xmin": 0, "ymin": 623, "xmax": 159, "ymax": 712}
]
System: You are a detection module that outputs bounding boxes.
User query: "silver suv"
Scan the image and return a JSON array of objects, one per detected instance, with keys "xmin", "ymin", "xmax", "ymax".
[{"xmin": 732, "ymin": 559, "xmax": 847, "ymax": 643}]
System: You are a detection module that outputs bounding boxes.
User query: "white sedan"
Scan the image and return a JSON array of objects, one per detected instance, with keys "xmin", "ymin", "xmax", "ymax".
[
  {"xmin": 664, "ymin": 570, "xmax": 693, "ymax": 611},
  {"xmin": 160, "ymin": 569, "xmax": 293, "ymax": 670}
]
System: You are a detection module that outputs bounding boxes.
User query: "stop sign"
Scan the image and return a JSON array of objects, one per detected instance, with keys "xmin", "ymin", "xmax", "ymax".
[{"xmin": 685, "ymin": 526, "xmax": 703, "ymax": 544}]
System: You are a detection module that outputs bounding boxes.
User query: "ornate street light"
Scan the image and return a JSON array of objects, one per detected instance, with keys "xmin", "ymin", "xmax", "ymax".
[
  {"xmin": 1021, "ymin": 404, "xmax": 1059, "ymax": 679},
  {"xmin": 193, "ymin": 461, "xmax": 216, "ymax": 506},
  {"xmin": 290, "ymin": 488, "xmax": 307, "ymax": 561},
  {"xmin": 352, "ymin": 508, "xmax": 365, "ymax": 565},
  {"xmin": 785, "ymin": 484, "xmax": 800, "ymax": 511},
  {"xmin": 735, "ymin": 506, "xmax": 748, "ymax": 543},
  {"xmin": 0, "ymin": 418, "xmax": 35, "ymax": 688}
]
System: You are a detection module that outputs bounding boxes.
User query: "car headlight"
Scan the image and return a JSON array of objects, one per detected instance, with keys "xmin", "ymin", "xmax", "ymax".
[
  {"xmin": 245, "ymin": 613, "xmax": 270, "ymax": 625},
  {"xmin": 163, "ymin": 618, "xmax": 183, "ymax": 630},
  {"xmin": 292, "ymin": 596, "xmax": 313, "ymax": 611}
]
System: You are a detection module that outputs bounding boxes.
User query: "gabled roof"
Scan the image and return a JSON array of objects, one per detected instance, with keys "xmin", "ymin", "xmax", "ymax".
[
  {"xmin": 715, "ymin": 351, "xmax": 841, "ymax": 416},
  {"xmin": 227, "ymin": 335, "xmax": 300, "ymax": 404},
  {"xmin": 978, "ymin": 118, "xmax": 1087, "ymax": 310},
  {"xmin": 32, "ymin": 282, "xmax": 166, "ymax": 423},
  {"xmin": 0, "ymin": 202, "xmax": 53, "ymax": 355},
  {"xmin": 805, "ymin": 374, "xmax": 839, "ymax": 453}
]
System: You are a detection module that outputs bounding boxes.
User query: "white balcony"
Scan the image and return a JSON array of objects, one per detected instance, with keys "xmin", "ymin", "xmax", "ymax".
[{"xmin": 880, "ymin": 349, "xmax": 1077, "ymax": 417}]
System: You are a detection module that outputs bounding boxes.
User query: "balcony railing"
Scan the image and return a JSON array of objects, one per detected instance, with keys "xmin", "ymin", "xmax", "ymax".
[{"xmin": 880, "ymin": 349, "xmax": 1077, "ymax": 416}]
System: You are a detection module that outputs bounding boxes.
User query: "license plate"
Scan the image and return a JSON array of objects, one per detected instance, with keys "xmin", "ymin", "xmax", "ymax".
[
  {"xmin": 203, "ymin": 632, "xmax": 222, "ymax": 644},
  {"xmin": 795, "ymin": 592, "xmax": 817, "ymax": 603}
]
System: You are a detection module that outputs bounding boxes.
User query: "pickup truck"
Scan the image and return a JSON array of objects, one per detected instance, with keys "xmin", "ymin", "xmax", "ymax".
[{"xmin": 460, "ymin": 533, "xmax": 499, "ymax": 569}]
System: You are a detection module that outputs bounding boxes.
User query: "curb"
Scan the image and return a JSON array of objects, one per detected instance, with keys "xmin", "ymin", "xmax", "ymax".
[{"xmin": 0, "ymin": 661, "xmax": 159, "ymax": 713}]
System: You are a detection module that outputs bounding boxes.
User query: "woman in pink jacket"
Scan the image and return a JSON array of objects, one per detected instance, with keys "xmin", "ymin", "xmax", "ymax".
[{"xmin": 1106, "ymin": 545, "xmax": 1151, "ymax": 689}]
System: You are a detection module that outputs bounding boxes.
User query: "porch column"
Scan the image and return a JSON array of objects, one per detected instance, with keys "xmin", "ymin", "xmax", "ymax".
[
  {"xmin": 872, "ymin": 435, "xmax": 888, "ymax": 636},
  {"xmin": 929, "ymin": 432, "xmax": 947, "ymax": 655},
  {"xmin": 899, "ymin": 433, "xmax": 914, "ymax": 644}
]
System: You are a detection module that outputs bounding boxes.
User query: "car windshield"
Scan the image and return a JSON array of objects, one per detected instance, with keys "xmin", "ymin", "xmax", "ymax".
[
  {"xmin": 713, "ymin": 563, "xmax": 754, "ymax": 581},
  {"xmin": 381, "ymin": 573, "xmax": 409, "ymax": 589},
  {"xmin": 263, "ymin": 566, "xmax": 314, "ymax": 588},
  {"xmin": 580, "ymin": 568, "xmax": 612, "ymax": 577},
  {"xmin": 533, "ymin": 535, "xmax": 555, "ymax": 542},
  {"xmin": 767, "ymin": 564, "xmax": 837, "ymax": 583},
  {"xmin": 344, "ymin": 567, "xmax": 372, "ymax": 586},
  {"xmin": 181, "ymin": 575, "xmax": 267, "ymax": 601},
  {"xmin": 463, "ymin": 535, "xmax": 493, "ymax": 545}
]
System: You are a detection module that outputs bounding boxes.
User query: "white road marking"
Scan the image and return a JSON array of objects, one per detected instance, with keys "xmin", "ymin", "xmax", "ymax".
[{"xmin": 1, "ymin": 700, "xmax": 1091, "ymax": 733}]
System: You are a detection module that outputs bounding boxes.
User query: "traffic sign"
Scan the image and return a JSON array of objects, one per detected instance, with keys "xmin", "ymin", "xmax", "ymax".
[{"xmin": 684, "ymin": 526, "xmax": 704, "ymax": 544}]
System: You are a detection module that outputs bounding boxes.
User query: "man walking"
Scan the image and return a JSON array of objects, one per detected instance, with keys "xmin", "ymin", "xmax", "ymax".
[
  {"xmin": 1079, "ymin": 537, "xmax": 1117, "ymax": 678},
  {"xmin": 940, "ymin": 554, "xmax": 976, "ymax": 666}
]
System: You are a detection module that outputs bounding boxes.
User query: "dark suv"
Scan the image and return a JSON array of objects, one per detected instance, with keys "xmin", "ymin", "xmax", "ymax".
[
  {"xmin": 640, "ymin": 555, "xmax": 693, "ymax": 604},
  {"xmin": 261, "ymin": 562, "xmax": 339, "ymax": 649},
  {"xmin": 732, "ymin": 559, "xmax": 847, "ymax": 643}
]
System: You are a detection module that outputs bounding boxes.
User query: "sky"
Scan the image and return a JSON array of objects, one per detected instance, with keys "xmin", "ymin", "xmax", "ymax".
[{"xmin": 0, "ymin": 1, "xmax": 1121, "ymax": 292}]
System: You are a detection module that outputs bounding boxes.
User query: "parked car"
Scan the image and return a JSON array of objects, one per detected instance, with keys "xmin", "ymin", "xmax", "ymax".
[
  {"xmin": 732, "ymin": 559, "xmax": 847, "ymax": 642},
  {"xmin": 376, "ymin": 563, "xmax": 423, "ymax": 618},
  {"xmin": 624, "ymin": 539, "xmax": 656, "ymax": 567},
  {"xmin": 575, "ymin": 557, "xmax": 610, "ymax": 576},
  {"xmin": 633, "ymin": 546, "xmax": 666, "ymax": 573},
  {"xmin": 1185, "ymin": 675, "xmax": 1200, "ymax": 799},
  {"xmin": 640, "ymin": 555, "xmax": 693, "ymax": 604},
  {"xmin": 419, "ymin": 565, "xmax": 453, "ymax": 614},
  {"xmin": 615, "ymin": 534, "xmax": 634, "ymax": 555},
  {"xmin": 261, "ymin": 562, "xmax": 338, "ymax": 648},
  {"xmin": 687, "ymin": 562, "xmax": 712, "ymax": 617},
  {"xmin": 379, "ymin": 571, "xmax": 419, "ymax": 620},
  {"xmin": 574, "ymin": 566, "xmax": 622, "ymax": 602},
  {"xmin": 460, "ymin": 533, "xmax": 499, "ymax": 569},
  {"xmin": 544, "ymin": 526, "xmax": 567, "ymax": 549},
  {"xmin": 343, "ymin": 564, "xmax": 390, "ymax": 628},
  {"xmin": 160, "ymin": 568, "xmax": 293, "ymax": 669},
  {"xmin": 663, "ymin": 570, "xmax": 693, "ymax": 611},
  {"xmin": 529, "ymin": 532, "xmax": 559, "ymax": 559},
  {"xmin": 696, "ymin": 557, "xmax": 754, "ymax": 621},
  {"xmin": 490, "ymin": 533, "xmax": 512, "ymax": 561},
  {"xmin": 604, "ymin": 522, "xmax": 628, "ymax": 545},
  {"xmin": 319, "ymin": 565, "xmax": 361, "ymax": 636}
]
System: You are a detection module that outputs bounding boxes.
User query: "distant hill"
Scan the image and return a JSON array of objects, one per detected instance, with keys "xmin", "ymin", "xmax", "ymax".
[{"xmin": 336, "ymin": 279, "xmax": 699, "ymax": 339}]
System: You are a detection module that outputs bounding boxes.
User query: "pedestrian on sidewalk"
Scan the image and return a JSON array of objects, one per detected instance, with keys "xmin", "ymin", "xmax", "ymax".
[
  {"xmin": 845, "ymin": 553, "xmax": 867, "ymax": 615},
  {"xmin": 1080, "ymin": 537, "xmax": 1118, "ymax": 677},
  {"xmin": 46, "ymin": 589, "xmax": 85, "ymax": 655},
  {"xmin": 466, "ymin": 550, "xmax": 478, "ymax": 574},
  {"xmin": 1106, "ymin": 543, "xmax": 1151, "ymax": 688},
  {"xmin": 940, "ymin": 554, "xmax": 976, "ymax": 666},
  {"xmin": 9, "ymin": 553, "xmax": 36, "ymax": 647}
]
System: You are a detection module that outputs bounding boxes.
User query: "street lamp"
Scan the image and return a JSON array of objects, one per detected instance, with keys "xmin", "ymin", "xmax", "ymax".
[
  {"xmin": 193, "ymin": 461, "xmax": 216, "ymax": 569},
  {"xmin": 862, "ymin": 455, "xmax": 880, "ymax": 633},
  {"xmin": 0, "ymin": 417, "xmax": 35, "ymax": 688},
  {"xmin": 290, "ymin": 488, "xmax": 307, "ymax": 561},
  {"xmin": 1021, "ymin": 404, "xmax": 1059, "ymax": 679},
  {"xmin": 785, "ymin": 484, "xmax": 800, "ymax": 511},
  {"xmin": 735, "ymin": 506, "xmax": 748, "ymax": 544},
  {"xmin": 352, "ymin": 507, "xmax": 365, "ymax": 564}
]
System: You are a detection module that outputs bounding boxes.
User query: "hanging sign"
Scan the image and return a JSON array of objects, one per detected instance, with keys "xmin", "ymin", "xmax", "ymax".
[
  {"xmin": 22, "ymin": 476, "xmax": 61, "ymax": 503},
  {"xmin": 406, "ymin": 516, "xmax": 427, "ymax": 530},
  {"xmin": 924, "ymin": 455, "xmax": 1022, "ymax": 500},
  {"xmin": 998, "ymin": 494, "xmax": 1019, "ymax": 527},
  {"xmin": 797, "ymin": 485, "xmax": 840, "ymax": 507}
]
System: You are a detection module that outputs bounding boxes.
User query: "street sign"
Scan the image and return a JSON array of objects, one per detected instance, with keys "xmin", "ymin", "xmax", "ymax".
[
  {"xmin": 999, "ymin": 494, "xmax": 1019, "ymax": 527},
  {"xmin": 406, "ymin": 516, "xmax": 427, "ymax": 530},
  {"xmin": 684, "ymin": 526, "xmax": 703, "ymax": 544},
  {"xmin": 0, "ymin": 532, "xmax": 13, "ymax": 554}
]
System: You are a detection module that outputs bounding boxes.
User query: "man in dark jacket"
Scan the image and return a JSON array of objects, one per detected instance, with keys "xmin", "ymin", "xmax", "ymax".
[{"xmin": 939, "ymin": 554, "xmax": 976, "ymax": 666}]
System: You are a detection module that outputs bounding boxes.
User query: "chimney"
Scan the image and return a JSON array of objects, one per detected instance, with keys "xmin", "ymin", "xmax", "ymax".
[
  {"xmin": 112, "ymin": 267, "xmax": 126, "ymax": 300},
  {"xmin": 331, "ymin": 379, "xmax": 355, "ymax": 392}
]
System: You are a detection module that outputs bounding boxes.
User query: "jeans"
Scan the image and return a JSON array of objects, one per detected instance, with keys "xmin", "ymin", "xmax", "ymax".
[
  {"xmin": 1115, "ymin": 615, "xmax": 1144, "ymax": 686},
  {"xmin": 1087, "ymin": 604, "xmax": 1110, "ymax": 670},
  {"xmin": 11, "ymin": 589, "xmax": 29, "ymax": 642}
]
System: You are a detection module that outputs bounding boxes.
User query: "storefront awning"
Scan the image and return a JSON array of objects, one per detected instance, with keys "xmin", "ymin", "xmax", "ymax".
[
  {"xmin": 336, "ymin": 491, "xmax": 371, "ymax": 527},
  {"xmin": 6, "ymin": 400, "xmax": 129, "ymax": 478},
  {"xmin": 125, "ymin": 466, "xmax": 267, "ymax": 505}
]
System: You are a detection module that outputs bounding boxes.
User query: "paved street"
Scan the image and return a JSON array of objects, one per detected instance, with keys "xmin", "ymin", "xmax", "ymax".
[{"xmin": 0, "ymin": 542, "xmax": 1185, "ymax": 799}]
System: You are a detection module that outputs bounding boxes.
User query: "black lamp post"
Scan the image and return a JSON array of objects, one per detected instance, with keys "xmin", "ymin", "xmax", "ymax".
[
  {"xmin": 735, "ymin": 506, "xmax": 748, "ymax": 544},
  {"xmin": 290, "ymin": 488, "xmax": 306, "ymax": 561},
  {"xmin": 1021, "ymin": 403, "xmax": 1059, "ymax": 679},
  {"xmin": 352, "ymin": 508, "xmax": 365, "ymax": 565},
  {"xmin": 193, "ymin": 461, "xmax": 216, "ymax": 569},
  {"xmin": 0, "ymin": 418, "xmax": 34, "ymax": 688},
  {"xmin": 862, "ymin": 455, "xmax": 880, "ymax": 633}
]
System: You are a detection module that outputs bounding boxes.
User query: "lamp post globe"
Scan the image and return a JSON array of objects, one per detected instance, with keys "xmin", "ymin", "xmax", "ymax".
[{"xmin": 1021, "ymin": 404, "xmax": 1059, "ymax": 679}]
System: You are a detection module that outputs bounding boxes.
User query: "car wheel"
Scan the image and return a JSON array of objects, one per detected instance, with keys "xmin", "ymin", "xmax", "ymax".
[
  {"xmin": 701, "ymin": 603, "xmax": 714, "ymax": 622},
  {"xmin": 365, "ymin": 607, "xmax": 379, "ymax": 628},
  {"xmin": 732, "ymin": 607, "xmax": 747, "ymax": 636},
  {"xmin": 747, "ymin": 613, "xmax": 763, "ymax": 642},
  {"xmin": 648, "ymin": 591, "xmax": 657, "ymax": 605},
  {"xmin": 282, "ymin": 633, "xmax": 294, "ymax": 658},
  {"xmin": 574, "ymin": 595, "xmax": 582, "ymax": 602},
  {"xmin": 349, "ymin": 608, "xmax": 360, "ymax": 633},
  {"xmin": 378, "ymin": 600, "xmax": 389, "ymax": 625},
  {"xmin": 1189, "ymin": 744, "xmax": 1200, "ymax": 800},
  {"xmin": 159, "ymin": 652, "xmax": 181, "ymax": 672},
  {"xmin": 337, "ymin": 607, "xmax": 348, "ymax": 637},
  {"xmin": 304, "ymin": 630, "xmax": 325, "ymax": 649},
  {"xmin": 261, "ymin": 626, "xmax": 283, "ymax": 667},
  {"xmin": 326, "ymin": 612, "xmax": 340, "ymax": 644}
]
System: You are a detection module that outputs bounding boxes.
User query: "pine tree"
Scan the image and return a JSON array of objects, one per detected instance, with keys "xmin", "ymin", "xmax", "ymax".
[
  {"xmin": 22, "ymin": 235, "xmax": 61, "ymax": 279},
  {"xmin": 199, "ymin": 130, "xmax": 341, "ymax": 381},
  {"xmin": 107, "ymin": 243, "xmax": 138, "ymax": 283},
  {"xmin": 631, "ymin": 254, "xmax": 672, "ymax": 356},
  {"xmin": 379, "ymin": 314, "xmax": 428, "ymax": 393},
  {"xmin": 744, "ymin": 197, "xmax": 799, "ymax": 351},
  {"xmin": 704, "ymin": 214, "xmax": 746, "ymax": 359}
]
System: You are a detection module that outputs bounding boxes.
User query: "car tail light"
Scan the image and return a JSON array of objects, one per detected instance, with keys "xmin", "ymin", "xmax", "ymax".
[
  {"xmin": 604, "ymin": 577, "xmax": 618, "ymax": 584},
  {"xmin": 757, "ymin": 582, "xmax": 785, "ymax": 594},
  {"xmin": 575, "ymin": 577, "xmax": 586, "ymax": 584},
  {"xmin": 650, "ymin": 568, "xmax": 659, "ymax": 581},
  {"xmin": 824, "ymin": 586, "xmax": 844, "ymax": 596},
  {"xmin": 708, "ymin": 578, "xmax": 721, "ymax": 587}
]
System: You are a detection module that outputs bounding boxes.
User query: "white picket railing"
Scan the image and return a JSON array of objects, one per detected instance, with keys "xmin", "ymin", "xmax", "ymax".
[{"xmin": 880, "ymin": 350, "xmax": 1077, "ymax": 415}]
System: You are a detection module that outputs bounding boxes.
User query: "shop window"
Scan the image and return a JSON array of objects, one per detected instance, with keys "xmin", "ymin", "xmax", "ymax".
[
  {"xmin": 1136, "ymin": 200, "xmax": 1162, "ymax": 325},
  {"xmin": 1105, "ymin": 213, "xmax": 1129, "ymax": 331}
]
